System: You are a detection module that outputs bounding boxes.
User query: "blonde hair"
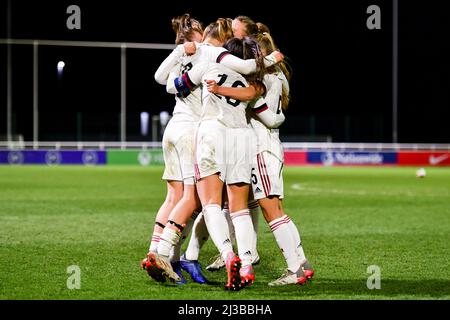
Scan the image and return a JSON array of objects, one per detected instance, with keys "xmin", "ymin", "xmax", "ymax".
[
  {"xmin": 256, "ymin": 22, "xmax": 270, "ymax": 34},
  {"xmin": 171, "ymin": 14, "xmax": 203, "ymax": 45},
  {"xmin": 235, "ymin": 15, "xmax": 259, "ymax": 36},
  {"xmin": 202, "ymin": 18, "xmax": 233, "ymax": 43},
  {"xmin": 256, "ymin": 30, "xmax": 291, "ymax": 110}
]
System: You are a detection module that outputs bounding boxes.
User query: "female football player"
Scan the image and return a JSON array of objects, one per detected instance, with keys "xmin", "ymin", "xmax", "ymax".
[
  {"xmin": 153, "ymin": 38, "xmax": 284, "ymax": 290},
  {"xmin": 142, "ymin": 13, "xmax": 205, "ymax": 284},
  {"xmin": 146, "ymin": 18, "xmax": 283, "ymax": 287},
  {"xmin": 181, "ymin": 17, "xmax": 267, "ymax": 275},
  {"xmin": 207, "ymin": 30, "xmax": 315, "ymax": 286},
  {"xmin": 232, "ymin": 15, "xmax": 259, "ymax": 39}
]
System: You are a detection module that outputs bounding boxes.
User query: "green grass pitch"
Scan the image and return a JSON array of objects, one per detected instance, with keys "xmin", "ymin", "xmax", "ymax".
[{"xmin": 1, "ymin": 165, "xmax": 449, "ymax": 300}]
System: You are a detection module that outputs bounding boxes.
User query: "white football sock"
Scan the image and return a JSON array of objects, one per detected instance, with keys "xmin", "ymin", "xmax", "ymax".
[
  {"xmin": 230, "ymin": 209, "xmax": 254, "ymax": 268},
  {"xmin": 269, "ymin": 215, "xmax": 301, "ymax": 273},
  {"xmin": 223, "ymin": 202, "xmax": 236, "ymax": 244},
  {"xmin": 169, "ymin": 213, "xmax": 196, "ymax": 262},
  {"xmin": 183, "ymin": 211, "xmax": 209, "ymax": 261},
  {"xmin": 248, "ymin": 200, "xmax": 260, "ymax": 258},
  {"xmin": 157, "ymin": 227, "xmax": 181, "ymax": 258},
  {"xmin": 203, "ymin": 204, "xmax": 233, "ymax": 260},
  {"xmin": 284, "ymin": 215, "xmax": 307, "ymax": 264},
  {"xmin": 149, "ymin": 232, "xmax": 161, "ymax": 253}
]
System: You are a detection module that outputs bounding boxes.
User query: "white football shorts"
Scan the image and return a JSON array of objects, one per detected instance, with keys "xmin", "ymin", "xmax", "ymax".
[
  {"xmin": 195, "ymin": 120, "xmax": 255, "ymax": 185},
  {"xmin": 251, "ymin": 150, "xmax": 284, "ymax": 200},
  {"xmin": 162, "ymin": 119, "xmax": 196, "ymax": 185}
]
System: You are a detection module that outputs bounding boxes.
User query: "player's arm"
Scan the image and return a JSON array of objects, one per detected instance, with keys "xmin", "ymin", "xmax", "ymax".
[
  {"xmin": 154, "ymin": 44, "xmax": 185, "ymax": 85},
  {"xmin": 252, "ymin": 97, "xmax": 285, "ymax": 129},
  {"xmin": 276, "ymin": 68, "xmax": 290, "ymax": 95},
  {"xmin": 205, "ymin": 80, "xmax": 266, "ymax": 101},
  {"xmin": 263, "ymin": 75, "xmax": 283, "ymax": 112},
  {"xmin": 166, "ymin": 62, "xmax": 209, "ymax": 95},
  {"xmin": 218, "ymin": 50, "xmax": 284, "ymax": 75}
]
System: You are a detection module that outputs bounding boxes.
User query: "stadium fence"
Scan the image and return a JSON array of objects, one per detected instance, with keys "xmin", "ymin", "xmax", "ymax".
[{"xmin": 1, "ymin": 141, "xmax": 449, "ymax": 167}]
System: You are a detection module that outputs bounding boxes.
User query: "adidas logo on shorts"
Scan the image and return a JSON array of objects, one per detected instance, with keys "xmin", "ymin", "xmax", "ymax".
[{"xmin": 255, "ymin": 187, "xmax": 262, "ymax": 193}]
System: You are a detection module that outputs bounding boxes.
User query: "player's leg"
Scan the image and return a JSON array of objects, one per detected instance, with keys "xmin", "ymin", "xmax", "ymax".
[
  {"xmin": 142, "ymin": 180, "xmax": 183, "ymax": 281},
  {"xmin": 144, "ymin": 121, "xmax": 191, "ymax": 283},
  {"xmin": 195, "ymin": 121, "xmax": 234, "ymax": 259},
  {"xmin": 258, "ymin": 197, "xmax": 306, "ymax": 286},
  {"xmin": 148, "ymin": 181, "xmax": 183, "ymax": 253},
  {"xmin": 148, "ymin": 184, "xmax": 201, "ymax": 283},
  {"xmin": 253, "ymin": 151, "xmax": 307, "ymax": 286},
  {"xmin": 227, "ymin": 182, "xmax": 255, "ymax": 287},
  {"xmin": 146, "ymin": 186, "xmax": 187, "ymax": 284},
  {"xmin": 159, "ymin": 182, "xmax": 209, "ymax": 284},
  {"xmin": 176, "ymin": 121, "xmax": 219, "ymax": 283},
  {"xmin": 206, "ymin": 194, "xmax": 233, "ymax": 272},
  {"xmin": 182, "ymin": 211, "xmax": 209, "ymax": 261},
  {"xmin": 196, "ymin": 174, "xmax": 229, "ymax": 255},
  {"xmin": 279, "ymin": 200, "xmax": 314, "ymax": 279},
  {"xmin": 169, "ymin": 213, "xmax": 195, "ymax": 270},
  {"xmin": 147, "ymin": 121, "xmax": 184, "ymax": 255},
  {"xmin": 159, "ymin": 183, "xmax": 201, "ymax": 256},
  {"xmin": 223, "ymin": 127, "xmax": 258, "ymax": 288},
  {"xmin": 207, "ymin": 195, "xmax": 259, "ymax": 272},
  {"xmin": 248, "ymin": 191, "xmax": 261, "ymax": 265},
  {"xmin": 170, "ymin": 211, "xmax": 197, "ymax": 263},
  {"xmin": 179, "ymin": 213, "xmax": 210, "ymax": 284},
  {"xmin": 169, "ymin": 219, "xmax": 193, "ymax": 283},
  {"xmin": 197, "ymin": 174, "xmax": 241, "ymax": 290},
  {"xmin": 194, "ymin": 121, "xmax": 242, "ymax": 290},
  {"xmin": 170, "ymin": 124, "xmax": 206, "ymax": 279},
  {"xmin": 223, "ymin": 189, "xmax": 236, "ymax": 245}
]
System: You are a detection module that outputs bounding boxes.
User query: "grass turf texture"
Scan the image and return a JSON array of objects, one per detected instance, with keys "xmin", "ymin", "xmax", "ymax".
[{"xmin": 0, "ymin": 166, "xmax": 449, "ymax": 300}]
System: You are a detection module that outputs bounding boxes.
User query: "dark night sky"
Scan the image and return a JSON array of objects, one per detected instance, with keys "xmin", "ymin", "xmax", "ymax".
[{"xmin": 0, "ymin": 0, "xmax": 449, "ymax": 142}]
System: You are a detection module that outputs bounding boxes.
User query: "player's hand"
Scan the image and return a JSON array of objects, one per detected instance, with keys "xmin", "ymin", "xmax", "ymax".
[
  {"xmin": 205, "ymin": 79, "xmax": 219, "ymax": 94},
  {"xmin": 273, "ymin": 50, "xmax": 284, "ymax": 63},
  {"xmin": 184, "ymin": 42, "xmax": 197, "ymax": 55},
  {"xmin": 252, "ymin": 81, "xmax": 266, "ymax": 96}
]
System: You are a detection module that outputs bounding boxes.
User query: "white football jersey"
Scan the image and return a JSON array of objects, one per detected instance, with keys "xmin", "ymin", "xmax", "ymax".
[
  {"xmin": 249, "ymin": 73, "xmax": 285, "ymax": 157},
  {"xmin": 171, "ymin": 58, "xmax": 202, "ymax": 122},
  {"xmin": 158, "ymin": 42, "xmax": 279, "ymax": 121},
  {"xmin": 196, "ymin": 62, "xmax": 251, "ymax": 128},
  {"xmin": 154, "ymin": 45, "xmax": 200, "ymax": 122},
  {"xmin": 168, "ymin": 62, "xmax": 285, "ymax": 131},
  {"xmin": 167, "ymin": 44, "xmax": 229, "ymax": 122}
]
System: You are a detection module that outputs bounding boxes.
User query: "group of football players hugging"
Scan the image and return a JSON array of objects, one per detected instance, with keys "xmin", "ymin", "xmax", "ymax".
[{"xmin": 140, "ymin": 13, "xmax": 314, "ymax": 290}]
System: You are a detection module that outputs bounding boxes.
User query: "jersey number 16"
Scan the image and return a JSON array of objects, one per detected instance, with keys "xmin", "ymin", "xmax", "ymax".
[{"xmin": 216, "ymin": 74, "xmax": 246, "ymax": 107}]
